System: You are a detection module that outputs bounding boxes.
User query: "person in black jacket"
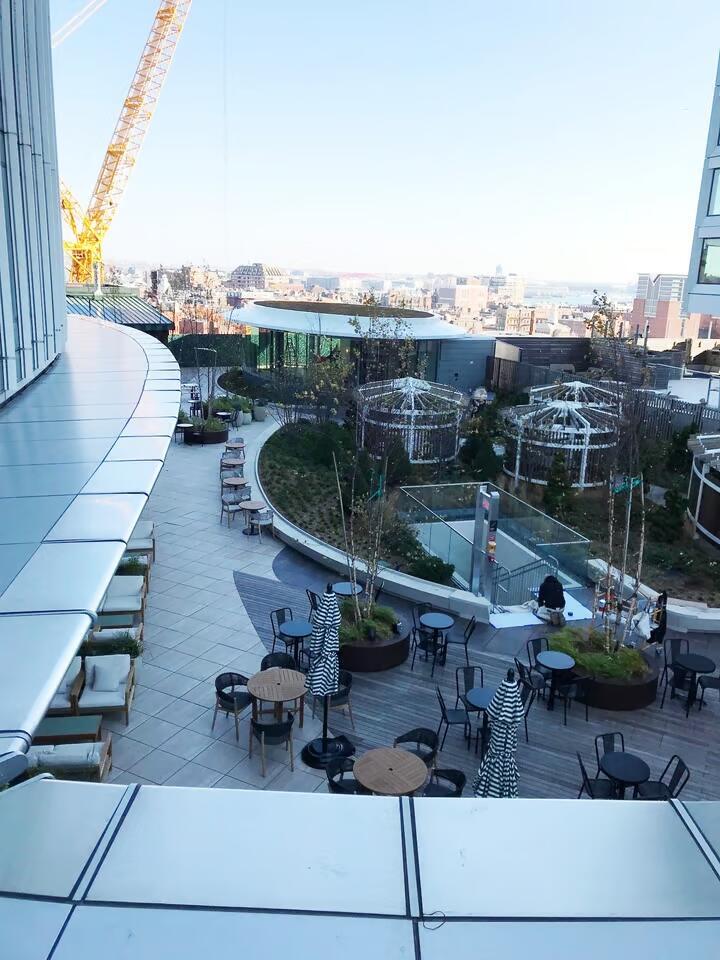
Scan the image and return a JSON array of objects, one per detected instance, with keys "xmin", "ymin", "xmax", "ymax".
[{"xmin": 538, "ymin": 575, "xmax": 565, "ymax": 613}]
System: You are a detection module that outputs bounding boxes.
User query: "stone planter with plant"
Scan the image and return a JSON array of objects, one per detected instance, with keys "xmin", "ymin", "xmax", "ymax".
[{"xmin": 253, "ymin": 398, "xmax": 268, "ymax": 421}]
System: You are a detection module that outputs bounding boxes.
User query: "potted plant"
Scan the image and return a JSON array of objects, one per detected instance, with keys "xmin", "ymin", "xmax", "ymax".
[
  {"xmin": 253, "ymin": 398, "xmax": 268, "ymax": 422},
  {"xmin": 81, "ymin": 627, "xmax": 145, "ymax": 677},
  {"xmin": 185, "ymin": 416, "xmax": 229, "ymax": 445},
  {"xmin": 241, "ymin": 398, "xmax": 253, "ymax": 425}
]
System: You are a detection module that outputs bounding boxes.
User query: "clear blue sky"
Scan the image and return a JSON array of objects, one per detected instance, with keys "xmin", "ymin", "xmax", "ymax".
[{"xmin": 51, "ymin": 0, "xmax": 720, "ymax": 282}]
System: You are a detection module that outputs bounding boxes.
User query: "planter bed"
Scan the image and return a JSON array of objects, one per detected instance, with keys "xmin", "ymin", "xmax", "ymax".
[
  {"xmin": 577, "ymin": 655, "xmax": 659, "ymax": 711},
  {"xmin": 340, "ymin": 632, "xmax": 410, "ymax": 672}
]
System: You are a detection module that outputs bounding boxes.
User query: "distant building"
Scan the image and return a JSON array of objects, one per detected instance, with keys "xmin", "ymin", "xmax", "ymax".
[
  {"xmin": 231, "ymin": 263, "xmax": 287, "ymax": 290},
  {"xmin": 435, "ymin": 278, "xmax": 488, "ymax": 321},
  {"xmin": 484, "ymin": 271, "xmax": 525, "ymax": 305},
  {"xmin": 630, "ymin": 273, "xmax": 688, "ymax": 338},
  {"xmin": 497, "ymin": 305, "xmax": 536, "ymax": 334},
  {"xmin": 686, "ymin": 54, "xmax": 720, "ymax": 317},
  {"xmin": 305, "ymin": 276, "xmax": 341, "ymax": 292}
]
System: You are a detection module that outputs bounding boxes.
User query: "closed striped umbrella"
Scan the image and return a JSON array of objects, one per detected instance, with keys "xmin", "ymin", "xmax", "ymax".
[
  {"xmin": 306, "ymin": 589, "xmax": 340, "ymax": 698},
  {"xmin": 473, "ymin": 671, "xmax": 524, "ymax": 798}
]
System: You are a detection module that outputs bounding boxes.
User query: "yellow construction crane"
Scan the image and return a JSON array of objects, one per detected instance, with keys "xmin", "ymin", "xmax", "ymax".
[{"xmin": 61, "ymin": 1, "xmax": 192, "ymax": 284}]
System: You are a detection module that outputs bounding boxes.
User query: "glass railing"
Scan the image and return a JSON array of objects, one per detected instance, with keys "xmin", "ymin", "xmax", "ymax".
[
  {"xmin": 395, "ymin": 488, "xmax": 473, "ymax": 590},
  {"xmin": 399, "ymin": 481, "xmax": 590, "ymax": 587}
]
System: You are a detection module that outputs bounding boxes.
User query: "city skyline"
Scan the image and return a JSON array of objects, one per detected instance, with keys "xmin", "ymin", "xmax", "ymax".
[{"xmin": 51, "ymin": 0, "xmax": 720, "ymax": 281}]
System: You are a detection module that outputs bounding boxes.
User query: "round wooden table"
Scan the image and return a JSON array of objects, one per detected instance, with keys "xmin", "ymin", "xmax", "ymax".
[
  {"xmin": 354, "ymin": 747, "xmax": 428, "ymax": 796},
  {"xmin": 225, "ymin": 442, "xmax": 246, "ymax": 452},
  {"xmin": 333, "ymin": 581, "xmax": 363, "ymax": 597},
  {"xmin": 247, "ymin": 667, "xmax": 306, "ymax": 726},
  {"xmin": 221, "ymin": 458, "xmax": 245, "ymax": 468},
  {"xmin": 240, "ymin": 500, "xmax": 266, "ymax": 535},
  {"xmin": 223, "ymin": 476, "xmax": 248, "ymax": 488}
]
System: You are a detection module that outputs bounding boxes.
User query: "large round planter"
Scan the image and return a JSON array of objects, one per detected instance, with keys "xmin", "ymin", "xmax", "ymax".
[
  {"xmin": 253, "ymin": 406, "xmax": 267, "ymax": 421},
  {"xmin": 340, "ymin": 632, "xmax": 410, "ymax": 672},
  {"xmin": 184, "ymin": 428, "xmax": 229, "ymax": 445},
  {"xmin": 242, "ymin": 412, "xmax": 252, "ymax": 425},
  {"xmin": 578, "ymin": 659, "xmax": 660, "ymax": 711}
]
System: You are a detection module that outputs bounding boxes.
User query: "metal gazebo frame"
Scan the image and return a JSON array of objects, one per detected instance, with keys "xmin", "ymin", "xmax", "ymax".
[{"xmin": 356, "ymin": 377, "xmax": 467, "ymax": 464}]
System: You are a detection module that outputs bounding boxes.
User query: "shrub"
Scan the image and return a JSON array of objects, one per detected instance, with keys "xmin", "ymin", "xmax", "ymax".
[
  {"xmin": 550, "ymin": 626, "xmax": 648, "ymax": 680},
  {"xmin": 117, "ymin": 556, "xmax": 146, "ymax": 576},
  {"xmin": 81, "ymin": 630, "xmax": 143, "ymax": 659},
  {"xmin": 383, "ymin": 518, "xmax": 422, "ymax": 561},
  {"xmin": 407, "ymin": 553, "xmax": 455, "ymax": 584}
]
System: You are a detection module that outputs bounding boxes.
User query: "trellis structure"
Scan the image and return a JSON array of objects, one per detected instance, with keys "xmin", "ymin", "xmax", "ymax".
[
  {"xmin": 529, "ymin": 380, "xmax": 618, "ymax": 408},
  {"xmin": 503, "ymin": 400, "xmax": 618, "ymax": 488},
  {"xmin": 356, "ymin": 377, "xmax": 466, "ymax": 464}
]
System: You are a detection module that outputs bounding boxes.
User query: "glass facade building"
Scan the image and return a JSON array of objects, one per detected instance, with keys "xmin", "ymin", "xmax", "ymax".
[{"xmin": 0, "ymin": 0, "xmax": 66, "ymax": 402}]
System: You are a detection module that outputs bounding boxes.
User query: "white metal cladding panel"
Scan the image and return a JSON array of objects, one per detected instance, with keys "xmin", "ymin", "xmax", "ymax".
[
  {"xmin": 87, "ymin": 788, "xmax": 408, "ymax": 914},
  {"xmin": 82, "ymin": 460, "xmax": 163, "ymax": 495},
  {"xmin": 0, "ymin": 898, "xmax": 72, "ymax": 960},
  {"xmin": 419, "ymin": 920, "xmax": 720, "ymax": 960},
  {"xmin": 0, "ymin": 540, "xmax": 126, "ymax": 613},
  {"xmin": 0, "ymin": 0, "xmax": 65, "ymax": 403},
  {"xmin": 120, "ymin": 416, "xmax": 176, "ymax": 437},
  {"xmin": 0, "ymin": 779, "xmax": 126, "ymax": 898},
  {"xmin": 0, "ymin": 418, "xmax": 129, "ymax": 441},
  {"xmin": 0, "ymin": 495, "xmax": 73, "ymax": 543},
  {"xmin": 46, "ymin": 493, "xmax": 148, "ymax": 542},
  {"xmin": 53, "ymin": 907, "xmax": 415, "ymax": 960},
  {"xmin": 107, "ymin": 436, "xmax": 171, "ymax": 461},
  {"xmin": 684, "ymin": 802, "xmax": 720, "ymax": 858},
  {"xmin": 413, "ymin": 799, "xmax": 720, "ymax": 918},
  {"xmin": 0, "ymin": 613, "xmax": 92, "ymax": 736}
]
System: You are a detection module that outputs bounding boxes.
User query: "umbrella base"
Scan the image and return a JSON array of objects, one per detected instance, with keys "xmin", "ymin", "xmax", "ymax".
[{"xmin": 301, "ymin": 735, "xmax": 355, "ymax": 770}]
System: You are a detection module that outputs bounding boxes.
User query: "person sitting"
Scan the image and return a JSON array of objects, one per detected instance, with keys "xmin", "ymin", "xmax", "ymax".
[{"xmin": 535, "ymin": 575, "xmax": 566, "ymax": 625}]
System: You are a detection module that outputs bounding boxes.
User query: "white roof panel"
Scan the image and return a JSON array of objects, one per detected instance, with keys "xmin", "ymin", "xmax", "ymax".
[
  {"xmin": 413, "ymin": 799, "xmax": 720, "ymax": 918},
  {"xmin": 235, "ymin": 303, "xmax": 474, "ymax": 341},
  {"xmin": 0, "ymin": 437, "xmax": 114, "ymax": 465},
  {"xmin": 0, "ymin": 541, "xmax": 126, "ymax": 613},
  {"xmin": 54, "ymin": 906, "xmax": 415, "ymax": 960},
  {"xmin": 107, "ymin": 437, "xmax": 171, "ymax": 461},
  {"xmin": 120, "ymin": 417, "xmax": 176, "ymax": 437},
  {"xmin": 46, "ymin": 494, "xmax": 148, "ymax": 542},
  {"xmin": 0, "ymin": 614, "xmax": 92, "ymax": 736},
  {"xmin": 82, "ymin": 460, "xmax": 163, "ymax": 495},
  {"xmin": 419, "ymin": 920, "xmax": 720, "ymax": 960},
  {"xmin": 0, "ymin": 779, "xmax": 126, "ymax": 898},
  {"xmin": 0, "ymin": 496, "xmax": 73, "ymax": 544},
  {"xmin": 0, "ymin": 898, "xmax": 72, "ymax": 960},
  {"xmin": 685, "ymin": 801, "xmax": 720, "ymax": 858},
  {"xmin": 0, "ymin": 418, "xmax": 128, "ymax": 441},
  {"xmin": 87, "ymin": 788, "xmax": 407, "ymax": 915},
  {"xmin": 0, "ymin": 463, "xmax": 98, "ymax": 497}
]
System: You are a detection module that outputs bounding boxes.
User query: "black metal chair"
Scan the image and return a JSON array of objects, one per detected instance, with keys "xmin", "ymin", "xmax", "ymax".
[
  {"xmin": 326, "ymin": 757, "xmax": 366, "ymax": 794},
  {"xmin": 634, "ymin": 755, "xmax": 690, "ymax": 800},
  {"xmin": 519, "ymin": 680, "xmax": 534, "ymax": 743},
  {"xmin": 270, "ymin": 606, "xmax": 294, "ymax": 655},
  {"xmin": 526, "ymin": 637, "xmax": 551, "ymax": 682},
  {"xmin": 660, "ymin": 637, "xmax": 689, "ymax": 689},
  {"xmin": 577, "ymin": 752, "xmax": 616, "ymax": 799},
  {"xmin": 312, "ymin": 668, "xmax": 355, "ymax": 730},
  {"xmin": 455, "ymin": 665, "xmax": 483, "ymax": 712},
  {"xmin": 514, "ymin": 656, "xmax": 547, "ymax": 699},
  {"xmin": 555, "ymin": 676, "xmax": 590, "ymax": 726},
  {"xmin": 248, "ymin": 713, "xmax": 294, "ymax": 777},
  {"xmin": 393, "ymin": 727, "xmax": 438, "ymax": 768},
  {"xmin": 261, "ymin": 652, "xmax": 297, "ymax": 671},
  {"xmin": 699, "ymin": 673, "xmax": 720, "ymax": 709},
  {"xmin": 422, "ymin": 768, "xmax": 466, "ymax": 797},
  {"xmin": 212, "ymin": 672, "xmax": 252, "ymax": 741},
  {"xmin": 445, "ymin": 616, "xmax": 477, "ymax": 665},
  {"xmin": 435, "ymin": 686, "xmax": 470, "ymax": 749},
  {"xmin": 410, "ymin": 624, "xmax": 445, "ymax": 677},
  {"xmin": 594, "ymin": 731, "xmax": 625, "ymax": 777},
  {"xmin": 306, "ymin": 588, "xmax": 321, "ymax": 618}
]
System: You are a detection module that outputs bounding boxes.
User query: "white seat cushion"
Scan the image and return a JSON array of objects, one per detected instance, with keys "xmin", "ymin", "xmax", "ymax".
[
  {"xmin": 93, "ymin": 663, "xmax": 121, "ymax": 692},
  {"xmin": 107, "ymin": 576, "xmax": 144, "ymax": 599},
  {"xmin": 132, "ymin": 521, "xmax": 154, "ymax": 540},
  {"xmin": 85, "ymin": 655, "xmax": 130, "ymax": 688},
  {"xmin": 126, "ymin": 538, "xmax": 153, "ymax": 552},
  {"xmin": 79, "ymin": 688, "xmax": 126, "ymax": 709},
  {"xmin": 49, "ymin": 692, "xmax": 71, "ymax": 710},
  {"xmin": 28, "ymin": 743, "xmax": 102, "ymax": 769}
]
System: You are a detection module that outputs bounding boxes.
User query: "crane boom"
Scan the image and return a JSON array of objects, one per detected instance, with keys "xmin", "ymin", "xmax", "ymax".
[{"xmin": 64, "ymin": 1, "xmax": 192, "ymax": 284}]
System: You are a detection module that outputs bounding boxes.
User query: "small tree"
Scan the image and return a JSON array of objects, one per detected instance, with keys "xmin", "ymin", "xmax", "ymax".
[
  {"xmin": 544, "ymin": 452, "xmax": 573, "ymax": 518},
  {"xmin": 459, "ymin": 433, "xmax": 502, "ymax": 480}
]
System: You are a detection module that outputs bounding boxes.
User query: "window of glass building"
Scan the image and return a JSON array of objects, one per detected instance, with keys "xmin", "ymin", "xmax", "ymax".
[
  {"xmin": 709, "ymin": 168, "xmax": 720, "ymax": 216},
  {"xmin": 699, "ymin": 238, "xmax": 720, "ymax": 284}
]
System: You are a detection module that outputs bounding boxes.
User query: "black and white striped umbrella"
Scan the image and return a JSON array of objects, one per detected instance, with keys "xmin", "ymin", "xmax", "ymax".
[
  {"xmin": 306, "ymin": 589, "xmax": 340, "ymax": 698},
  {"xmin": 473, "ymin": 672, "xmax": 524, "ymax": 798}
]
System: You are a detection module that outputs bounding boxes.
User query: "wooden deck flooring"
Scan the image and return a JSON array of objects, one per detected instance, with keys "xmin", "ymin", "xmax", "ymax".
[{"xmin": 235, "ymin": 568, "xmax": 720, "ymax": 800}]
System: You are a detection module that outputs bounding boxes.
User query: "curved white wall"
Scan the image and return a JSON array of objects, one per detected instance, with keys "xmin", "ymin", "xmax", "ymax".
[{"xmin": 0, "ymin": 0, "xmax": 66, "ymax": 404}]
